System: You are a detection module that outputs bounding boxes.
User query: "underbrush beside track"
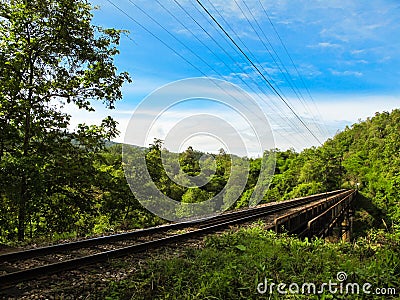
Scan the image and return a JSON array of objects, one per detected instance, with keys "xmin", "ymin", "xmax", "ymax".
[{"xmin": 105, "ymin": 223, "xmax": 400, "ymax": 300}]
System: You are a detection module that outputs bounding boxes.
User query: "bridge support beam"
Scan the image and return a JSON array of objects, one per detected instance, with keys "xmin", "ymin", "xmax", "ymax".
[
  {"xmin": 341, "ymin": 213, "xmax": 349, "ymax": 242},
  {"xmin": 304, "ymin": 190, "xmax": 357, "ymax": 240},
  {"xmin": 340, "ymin": 207, "xmax": 354, "ymax": 242}
]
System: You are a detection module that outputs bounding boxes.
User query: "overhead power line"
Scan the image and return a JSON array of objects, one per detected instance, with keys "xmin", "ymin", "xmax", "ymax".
[
  {"xmin": 230, "ymin": 0, "xmax": 324, "ymax": 141},
  {"xmin": 195, "ymin": 0, "xmax": 323, "ymax": 146},
  {"xmin": 107, "ymin": 0, "xmax": 301, "ymax": 147},
  {"xmin": 106, "ymin": 0, "xmax": 312, "ymax": 148},
  {"xmin": 237, "ymin": 0, "xmax": 325, "ymax": 137},
  {"xmin": 233, "ymin": 0, "xmax": 327, "ymax": 143},
  {"xmin": 191, "ymin": 0, "xmax": 317, "ymax": 147},
  {"xmin": 258, "ymin": 0, "xmax": 330, "ymax": 138},
  {"xmin": 176, "ymin": 0, "xmax": 314, "ymax": 146},
  {"xmin": 106, "ymin": 0, "xmax": 324, "ymax": 148}
]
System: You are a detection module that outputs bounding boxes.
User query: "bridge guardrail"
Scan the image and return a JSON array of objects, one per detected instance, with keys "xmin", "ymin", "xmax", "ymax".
[
  {"xmin": 274, "ymin": 190, "xmax": 353, "ymax": 235},
  {"xmin": 305, "ymin": 190, "xmax": 357, "ymax": 238}
]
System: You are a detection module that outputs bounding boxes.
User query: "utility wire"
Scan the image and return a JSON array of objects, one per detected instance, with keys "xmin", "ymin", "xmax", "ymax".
[
  {"xmin": 258, "ymin": 0, "xmax": 330, "ymax": 138},
  {"xmin": 238, "ymin": 0, "xmax": 325, "ymax": 139},
  {"xmin": 236, "ymin": 0, "xmax": 327, "ymax": 142},
  {"xmin": 126, "ymin": 0, "xmax": 224, "ymax": 78},
  {"xmin": 172, "ymin": 0, "xmax": 310, "ymax": 147},
  {"xmin": 138, "ymin": 0, "xmax": 310, "ymax": 149},
  {"xmin": 197, "ymin": 0, "xmax": 315, "ymax": 145},
  {"xmin": 195, "ymin": 0, "xmax": 323, "ymax": 146},
  {"xmin": 106, "ymin": 0, "xmax": 316, "ymax": 149},
  {"xmin": 105, "ymin": 0, "xmax": 207, "ymax": 78},
  {"xmin": 232, "ymin": 0, "xmax": 320, "ymax": 140},
  {"xmin": 199, "ymin": 0, "xmax": 319, "ymax": 146},
  {"xmin": 202, "ymin": 0, "xmax": 287, "ymax": 100},
  {"xmin": 106, "ymin": 0, "xmax": 295, "ymax": 149}
]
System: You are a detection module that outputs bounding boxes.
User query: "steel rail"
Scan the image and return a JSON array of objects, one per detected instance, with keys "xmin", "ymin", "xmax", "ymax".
[
  {"xmin": 0, "ymin": 190, "xmax": 345, "ymax": 288},
  {"xmin": 0, "ymin": 190, "xmax": 343, "ymax": 263}
]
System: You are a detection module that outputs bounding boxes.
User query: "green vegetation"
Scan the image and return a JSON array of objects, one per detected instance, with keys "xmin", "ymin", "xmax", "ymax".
[
  {"xmin": 262, "ymin": 110, "xmax": 400, "ymax": 236},
  {"xmin": 0, "ymin": 1, "xmax": 398, "ymax": 299},
  {"xmin": 101, "ymin": 110, "xmax": 400, "ymax": 299},
  {"xmin": 104, "ymin": 109, "xmax": 400, "ymax": 299},
  {"xmin": 0, "ymin": 0, "xmax": 398, "ymax": 256},
  {"xmin": 2, "ymin": 57, "xmax": 400, "ymax": 243},
  {"xmin": 0, "ymin": 0, "xmax": 131, "ymax": 242},
  {"xmin": 104, "ymin": 223, "xmax": 400, "ymax": 299}
]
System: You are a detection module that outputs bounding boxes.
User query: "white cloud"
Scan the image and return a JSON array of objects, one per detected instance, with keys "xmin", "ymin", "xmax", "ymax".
[
  {"xmin": 345, "ymin": 60, "xmax": 368, "ymax": 66},
  {"xmin": 303, "ymin": 94, "xmax": 399, "ymax": 123},
  {"xmin": 330, "ymin": 69, "xmax": 363, "ymax": 77},
  {"xmin": 61, "ymin": 89, "xmax": 399, "ymax": 154},
  {"xmin": 120, "ymin": 103, "xmax": 270, "ymax": 157},
  {"xmin": 314, "ymin": 42, "xmax": 342, "ymax": 49},
  {"xmin": 296, "ymin": 64, "xmax": 322, "ymax": 78},
  {"xmin": 379, "ymin": 56, "xmax": 392, "ymax": 63},
  {"xmin": 351, "ymin": 49, "xmax": 366, "ymax": 55},
  {"xmin": 259, "ymin": 93, "xmax": 399, "ymax": 150}
]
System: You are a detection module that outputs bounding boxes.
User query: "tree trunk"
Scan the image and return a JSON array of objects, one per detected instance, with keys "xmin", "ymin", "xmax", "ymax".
[
  {"xmin": 18, "ymin": 110, "xmax": 31, "ymax": 241},
  {"xmin": 18, "ymin": 33, "xmax": 34, "ymax": 240},
  {"xmin": 17, "ymin": 180, "xmax": 27, "ymax": 241}
]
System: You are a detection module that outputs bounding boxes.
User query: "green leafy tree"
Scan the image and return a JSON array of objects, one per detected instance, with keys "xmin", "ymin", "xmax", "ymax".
[
  {"xmin": 0, "ymin": 0, "xmax": 130, "ymax": 240},
  {"xmin": 179, "ymin": 146, "xmax": 201, "ymax": 176},
  {"xmin": 176, "ymin": 187, "xmax": 215, "ymax": 218}
]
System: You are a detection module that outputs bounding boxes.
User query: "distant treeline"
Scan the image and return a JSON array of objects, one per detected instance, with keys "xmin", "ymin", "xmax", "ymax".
[{"xmin": 2, "ymin": 109, "xmax": 399, "ymax": 242}]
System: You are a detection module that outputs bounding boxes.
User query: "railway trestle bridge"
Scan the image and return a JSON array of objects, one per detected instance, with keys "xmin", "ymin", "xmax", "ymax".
[{"xmin": 0, "ymin": 189, "xmax": 357, "ymax": 289}]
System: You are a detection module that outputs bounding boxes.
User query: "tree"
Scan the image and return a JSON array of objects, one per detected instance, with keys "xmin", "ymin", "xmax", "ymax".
[
  {"xmin": 179, "ymin": 146, "xmax": 200, "ymax": 176},
  {"xmin": 176, "ymin": 187, "xmax": 215, "ymax": 218},
  {"xmin": 0, "ymin": 0, "xmax": 131, "ymax": 240}
]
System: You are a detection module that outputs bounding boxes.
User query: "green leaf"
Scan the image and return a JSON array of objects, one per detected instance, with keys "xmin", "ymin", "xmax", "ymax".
[{"xmin": 235, "ymin": 244, "xmax": 246, "ymax": 251}]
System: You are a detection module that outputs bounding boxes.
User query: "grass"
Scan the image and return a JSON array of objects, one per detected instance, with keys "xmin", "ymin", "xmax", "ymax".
[{"xmin": 102, "ymin": 222, "xmax": 400, "ymax": 299}]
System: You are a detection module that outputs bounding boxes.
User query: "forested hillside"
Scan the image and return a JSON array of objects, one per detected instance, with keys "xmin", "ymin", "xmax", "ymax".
[
  {"xmin": 335, "ymin": 110, "xmax": 400, "ymax": 228},
  {"xmin": 1, "ymin": 109, "xmax": 399, "ymax": 243},
  {"xmin": 104, "ymin": 110, "xmax": 400, "ymax": 300},
  {"xmin": 264, "ymin": 109, "xmax": 400, "ymax": 233}
]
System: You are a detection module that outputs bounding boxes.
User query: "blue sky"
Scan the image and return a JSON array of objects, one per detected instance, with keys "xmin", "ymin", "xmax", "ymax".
[{"xmin": 68, "ymin": 0, "xmax": 400, "ymax": 153}]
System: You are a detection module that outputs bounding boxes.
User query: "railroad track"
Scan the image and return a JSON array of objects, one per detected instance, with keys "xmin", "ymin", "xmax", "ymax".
[{"xmin": 0, "ymin": 189, "xmax": 347, "ymax": 289}]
